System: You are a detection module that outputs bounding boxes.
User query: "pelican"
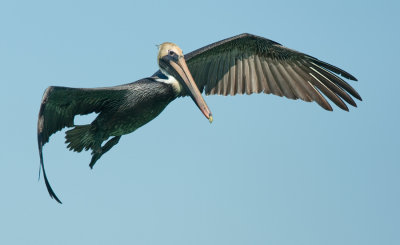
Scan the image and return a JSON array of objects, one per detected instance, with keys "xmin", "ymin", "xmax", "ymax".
[{"xmin": 38, "ymin": 33, "xmax": 361, "ymax": 203}]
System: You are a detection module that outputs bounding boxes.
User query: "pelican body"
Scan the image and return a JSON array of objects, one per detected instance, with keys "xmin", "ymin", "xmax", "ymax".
[{"xmin": 38, "ymin": 33, "xmax": 362, "ymax": 203}]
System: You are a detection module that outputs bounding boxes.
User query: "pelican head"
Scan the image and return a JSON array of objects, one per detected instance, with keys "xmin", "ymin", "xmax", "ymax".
[{"xmin": 157, "ymin": 42, "xmax": 213, "ymax": 123}]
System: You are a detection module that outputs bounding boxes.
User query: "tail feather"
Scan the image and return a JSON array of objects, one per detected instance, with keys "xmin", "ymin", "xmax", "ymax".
[{"xmin": 65, "ymin": 125, "xmax": 96, "ymax": 152}]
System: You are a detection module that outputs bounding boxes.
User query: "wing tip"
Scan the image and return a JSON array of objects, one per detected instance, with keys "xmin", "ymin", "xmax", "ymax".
[
  {"xmin": 350, "ymin": 75, "xmax": 358, "ymax": 82},
  {"xmin": 325, "ymin": 104, "xmax": 334, "ymax": 111},
  {"xmin": 38, "ymin": 140, "xmax": 63, "ymax": 204}
]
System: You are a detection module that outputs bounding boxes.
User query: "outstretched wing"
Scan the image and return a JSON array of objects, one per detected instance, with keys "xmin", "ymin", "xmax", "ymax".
[
  {"xmin": 184, "ymin": 33, "xmax": 361, "ymax": 111},
  {"xmin": 38, "ymin": 85, "xmax": 127, "ymax": 203}
]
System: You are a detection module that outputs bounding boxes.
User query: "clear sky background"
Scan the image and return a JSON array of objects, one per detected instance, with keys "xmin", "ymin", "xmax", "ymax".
[{"xmin": 1, "ymin": 0, "xmax": 399, "ymax": 244}]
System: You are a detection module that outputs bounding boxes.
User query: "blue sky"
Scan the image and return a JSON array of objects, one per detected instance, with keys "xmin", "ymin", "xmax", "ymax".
[{"xmin": 1, "ymin": 0, "xmax": 399, "ymax": 244}]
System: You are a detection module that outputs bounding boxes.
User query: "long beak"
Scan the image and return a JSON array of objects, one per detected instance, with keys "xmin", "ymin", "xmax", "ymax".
[{"xmin": 168, "ymin": 57, "xmax": 213, "ymax": 123}]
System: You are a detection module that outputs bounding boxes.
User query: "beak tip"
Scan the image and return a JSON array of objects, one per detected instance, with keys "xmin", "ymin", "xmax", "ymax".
[{"xmin": 208, "ymin": 115, "xmax": 213, "ymax": 124}]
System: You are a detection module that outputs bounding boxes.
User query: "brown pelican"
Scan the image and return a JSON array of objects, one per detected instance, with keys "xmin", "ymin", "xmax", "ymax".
[{"xmin": 38, "ymin": 33, "xmax": 361, "ymax": 203}]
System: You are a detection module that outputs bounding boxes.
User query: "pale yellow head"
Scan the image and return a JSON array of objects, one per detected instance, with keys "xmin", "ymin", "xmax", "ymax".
[{"xmin": 157, "ymin": 42, "xmax": 184, "ymax": 65}]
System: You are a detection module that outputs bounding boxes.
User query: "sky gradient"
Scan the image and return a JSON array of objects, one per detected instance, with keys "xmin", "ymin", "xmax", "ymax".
[{"xmin": 1, "ymin": 0, "xmax": 399, "ymax": 244}]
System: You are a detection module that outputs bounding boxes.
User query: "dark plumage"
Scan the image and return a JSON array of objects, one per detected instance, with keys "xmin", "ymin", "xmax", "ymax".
[
  {"xmin": 38, "ymin": 33, "xmax": 361, "ymax": 203},
  {"xmin": 184, "ymin": 33, "xmax": 361, "ymax": 111}
]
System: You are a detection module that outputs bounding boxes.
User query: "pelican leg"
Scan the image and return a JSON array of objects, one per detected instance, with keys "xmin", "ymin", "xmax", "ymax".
[{"xmin": 89, "ymin": 136, "xmax": 121, "ymax": 169}]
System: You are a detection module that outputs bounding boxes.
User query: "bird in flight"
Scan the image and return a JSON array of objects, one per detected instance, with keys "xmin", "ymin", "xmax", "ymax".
[{"xmin": 38, "ymin": 33, "xmax": 362, "ymax": 203}]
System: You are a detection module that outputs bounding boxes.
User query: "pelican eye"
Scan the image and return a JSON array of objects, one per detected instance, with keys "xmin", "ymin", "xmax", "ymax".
[{"xmin": 168, "ymin": 50, "xmax": 176, "ymax": 56}]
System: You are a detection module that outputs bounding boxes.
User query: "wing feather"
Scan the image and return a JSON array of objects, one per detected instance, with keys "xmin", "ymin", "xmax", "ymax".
[
  {"xmin": 261, "ymin": 58, "xmax": 283, "ymax": 96},
  {"xmin": 308, "ymin": 72, "xmax": 349, "ymax": 111},
  {"xmin": 216, "ymin": 52, "xmax": 226, "ymax": 95},
  {"xmin": 308, "ymin": 61, "xmax": 362, "ymax": 101},
  {"xmin": 247, "ymin": 56, "xmax": 257, "ymax": 93},
  {"xmin": 270, "ymin": 60, "xmax": 296, "ymax": 99},
  {"xmin": 290, "ymin": 64, "xmax": 334, "ymax": 110},
  {"xmin": 284, "ymin": 64, "xmax": 312, "ymax": 102},
  {"xmin": 221, "ymin": 51, "xmax": 230, "ymax": 95},
  {"xmin": 236, "ymin": 55, "xmax": 244, "ymax": 94},
  {"xmin": 207, "ymin": 57, "xmax": 219, "ymax": 94},
  {"xmin": 254, "ymin": 55, "xmax": 269, "ymax": 94},
  {"xmin": 243, "ymin": 57, "xmax": 252, "ymax": 94},
  {"xmin": 308, "ymin": 65, "xmax": 357, "ymax": 107},
  {"xmin": 228, "ymin": 52, "xmax": 237, "ymax": 96}
]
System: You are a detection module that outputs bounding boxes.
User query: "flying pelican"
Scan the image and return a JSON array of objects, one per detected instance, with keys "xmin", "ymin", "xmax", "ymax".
[{"xmin": 38, "ymin": 33, "xmax": 362, "ymax": 203}]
